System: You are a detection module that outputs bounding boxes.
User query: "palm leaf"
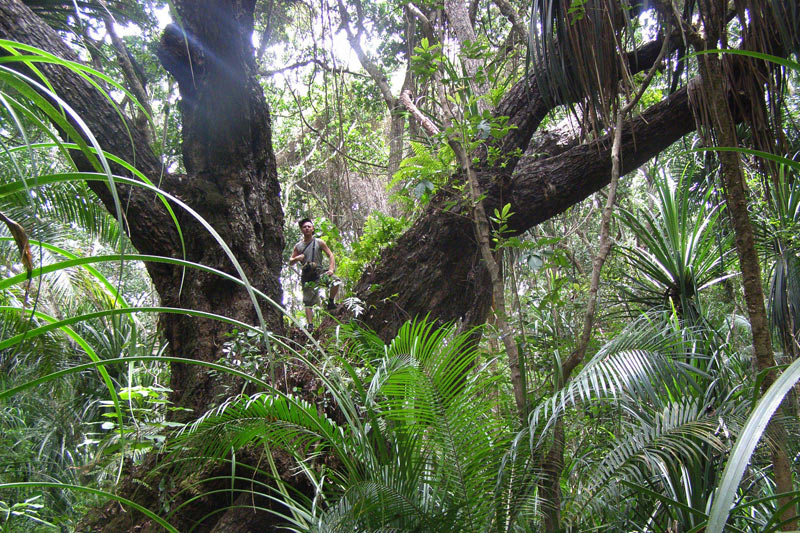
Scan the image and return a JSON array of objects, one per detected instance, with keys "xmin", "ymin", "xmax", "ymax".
[
  {"xmin": 529, "ymin": 314, "xmax": 703, "ymax": 435},
  {"xmin": 707, "ymin": 356, "xmax": 800, "ymax": 533},
  {"xmin": 566, "ymin": 399, "xmax": 725, "ymax": 527},
  {"xmin": 172, "ymin": 319, "xmax": 513, "ymax": 531}
]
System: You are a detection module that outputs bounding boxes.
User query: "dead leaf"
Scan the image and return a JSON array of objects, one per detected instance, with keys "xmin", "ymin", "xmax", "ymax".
[{"xmin": 0, "ymin": 210, "xmax": 33, "ymax": 277}]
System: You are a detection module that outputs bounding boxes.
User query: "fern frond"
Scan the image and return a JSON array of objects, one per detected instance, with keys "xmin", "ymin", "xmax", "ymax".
[{"xmin": 174, "ymin": 391, "xmax": 351, "ymax": 479}]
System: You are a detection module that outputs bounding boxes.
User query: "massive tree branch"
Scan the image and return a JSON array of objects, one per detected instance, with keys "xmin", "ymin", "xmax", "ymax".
[
  {"xmin": 497, "ymin": 88, "xmax": 691, "ymax": 230},
  {"xmin": 491, "ymin": 0, "xmax": 528, "ymax": 44},
  {"xmin": 353, "ymin": 33, "xmax": 685, "ymax": 340},
  {"xmin": 356, "ymin": 87, "xmax": 694, "ymax": 340},
  {"xmin": 492, "ymin": 36, "xmax": 679, "ymax": 166}
]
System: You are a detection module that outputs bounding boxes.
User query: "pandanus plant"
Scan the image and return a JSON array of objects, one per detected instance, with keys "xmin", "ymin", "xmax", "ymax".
[{"xmin": 617, "ymin": 168, "xmax": 733, "ymax": 325}]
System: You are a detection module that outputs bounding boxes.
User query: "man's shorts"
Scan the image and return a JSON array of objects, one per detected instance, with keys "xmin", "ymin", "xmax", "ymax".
[{"xmin": 302, "ymin": 272, "xmax": 340, "ymax": 307}]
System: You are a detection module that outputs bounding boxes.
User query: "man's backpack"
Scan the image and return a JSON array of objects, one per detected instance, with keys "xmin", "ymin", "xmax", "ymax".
[
  {"xmin": 301, "ymin": 262, "xmax": 320, "ymax": 283},
  {"xmin": 300, "ymin": 239, "xmax": 320, "ymax": 283}
]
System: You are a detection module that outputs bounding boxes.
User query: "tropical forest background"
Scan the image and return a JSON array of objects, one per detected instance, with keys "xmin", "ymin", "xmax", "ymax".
[{"xmin": 1, "ymin": 0, "xmax": 800, "ymax": 531}]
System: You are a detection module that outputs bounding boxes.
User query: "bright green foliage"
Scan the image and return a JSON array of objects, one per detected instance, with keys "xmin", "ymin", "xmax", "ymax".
[
  {"xmin": 617, "ymin": 169, "xmax": 732, "ymax": 324},
  {"xmin": 173, "ymin": 319, "xmax": 541, "ymax": 531},
  {"xmin": 389, "ymin": 141, "xmax": 455, "ymax": 210},
  {"xmin": 756, "ymin": 168, "xmax": 800, "ymax": 353},
  {"xmin": 525, "ymin": 311, "xmax": 764, "ymax": 531},
  {"xmin": 2, "ymin": 1, "xmax": 800, "ymax": 531},
  {"xmin": 335, "ymin": 211, "xmax": 409, "ymax": 289},
  {"xmin": 0, "ymin": 40, "xmax": 174, "ymax": 528}
]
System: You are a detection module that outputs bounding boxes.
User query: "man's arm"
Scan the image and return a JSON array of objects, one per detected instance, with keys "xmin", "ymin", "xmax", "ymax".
[
  {"xmin": 289, "ymin": 245, "xmax": 303, "ymax": 265},
  {"xmin": 319, "ymin": 240, "xmax": 336, "ymax": 275}
]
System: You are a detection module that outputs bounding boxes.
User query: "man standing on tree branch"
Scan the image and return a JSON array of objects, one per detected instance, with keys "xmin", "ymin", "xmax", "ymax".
[{"xmin": 289, "ymin": 218, "xmax": 339, "ymax": 329}]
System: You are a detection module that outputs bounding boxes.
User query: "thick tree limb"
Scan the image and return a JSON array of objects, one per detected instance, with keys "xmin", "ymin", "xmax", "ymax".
[
  {"xmin": 491, "ymin": 36, "xmax": 680, "ymax": 167},
  {"xmin": 357, "ymin": 86, "xmax": 694, "ymax": 340},
  {"xmin": 498, "ymin": 87, "xmax": 691, "ymax": 231},
  {"xmin": 99, "ymin": 0, "xmax": 154, "ymax": 143}
]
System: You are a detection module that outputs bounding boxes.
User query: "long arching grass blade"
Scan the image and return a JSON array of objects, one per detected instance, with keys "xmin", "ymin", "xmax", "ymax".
[
  {"xmin": 0, "ymin": 237, "xmax": 132, "ymax": 309},
  {"xmin": 0, "ymin": 306, "xmax": 261, "ymax": 351},
  {"xmin": 0, "ymin": 355, "xmax": 272, "ymax": 401},
  {"xmin": 0, "ymin": 482, "xmax": 178, "ymax": 532},
  {"xmin": 0, "ymin": 171, "xmax": 270, "ymax": 341},
  {"xmin": 706, "ymin": 357, "xmax": 800, "ymax": 533}
]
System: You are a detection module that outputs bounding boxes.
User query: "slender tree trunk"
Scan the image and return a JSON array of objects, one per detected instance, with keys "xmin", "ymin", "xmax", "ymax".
[
  {"xmin": 541, "ymin": 418, "xmax": 565, "ymax": 533},
  {"xmin": 539, "ymin": 33, "xmax": 670, "ymax": 528},
  {"xmin": 696, "ymin": 47, "xmax": 797, "ymax": 530},
  {"xmin": 437, "ymin": 0, "xmax": 527, "ymax": 420},
  {"xmin": 100, "ymin": 5, "xmax": 154, "ymax": 145},
  {"xmin": 454, "ymin": 142, "xmax": 528, "ymax": 423},
  {"xmin": 541, "ymin": 110, "xmax": 622, "ymax": 533}
]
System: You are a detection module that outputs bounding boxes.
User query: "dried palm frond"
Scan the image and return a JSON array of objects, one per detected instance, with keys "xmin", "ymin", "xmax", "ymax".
[
  {"xmin": 686, "ymin": 0, "xmax": 800, "ymax": 184},
  {"xmin": 528, "ymin": 0, "xmax": 644, "ymax": 133}
]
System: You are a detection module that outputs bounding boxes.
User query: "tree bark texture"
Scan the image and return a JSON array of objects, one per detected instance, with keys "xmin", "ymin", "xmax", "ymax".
[
  {"xmin": 153, "ymin": 0, "xmax": 285, "ymax": 418},
  {"xmin": 0, "ymin": 0, "xmax": 285, "ymax": 420},
  {"xmin": 356, "ymin": 86, "xmax": 695, "ymax": 340}
]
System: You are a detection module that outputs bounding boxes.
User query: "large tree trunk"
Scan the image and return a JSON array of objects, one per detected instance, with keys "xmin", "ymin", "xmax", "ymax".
[
  {"xmin": 2, "ymin": 2, "xmax": 285, "ymax": 529},
  {"xmin": 152, "ymin": 1, "xmax": 285, "ymax": 418},
  {"xmin": 0, "ymin": 0, "xmax": 285, "ymax": 420}
]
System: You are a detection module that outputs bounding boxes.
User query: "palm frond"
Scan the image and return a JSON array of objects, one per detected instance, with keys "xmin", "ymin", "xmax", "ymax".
[
  {"xmin": 172, "ymin": 319, "xmax": 516, "ymax": 531},
  {"xmin": 175, "ymin": 391, "xmax": 348, "ymax": 471},
  {"xmin": 529, "ymin": 314, "xmax": 703, "ymax": 434},
  {"xmin": 565, "ymin": 399, "xmax": 725, "ymax": 527},
  {"xmin": 708, "ymin": 355, "xmax": 800, "ymax": 533},
  {"xmin": 760, "ymin": 168, "xmax": 800, "ymax": 349},
  {"xmin": 767, "ymin": 252, "xmax": 800, "ymax": 346}
]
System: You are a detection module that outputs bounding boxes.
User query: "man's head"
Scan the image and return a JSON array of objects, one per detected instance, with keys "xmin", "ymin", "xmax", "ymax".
[{"xmin": 298, "ymin": 218, "xmax": 314, "ymax": 235}]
